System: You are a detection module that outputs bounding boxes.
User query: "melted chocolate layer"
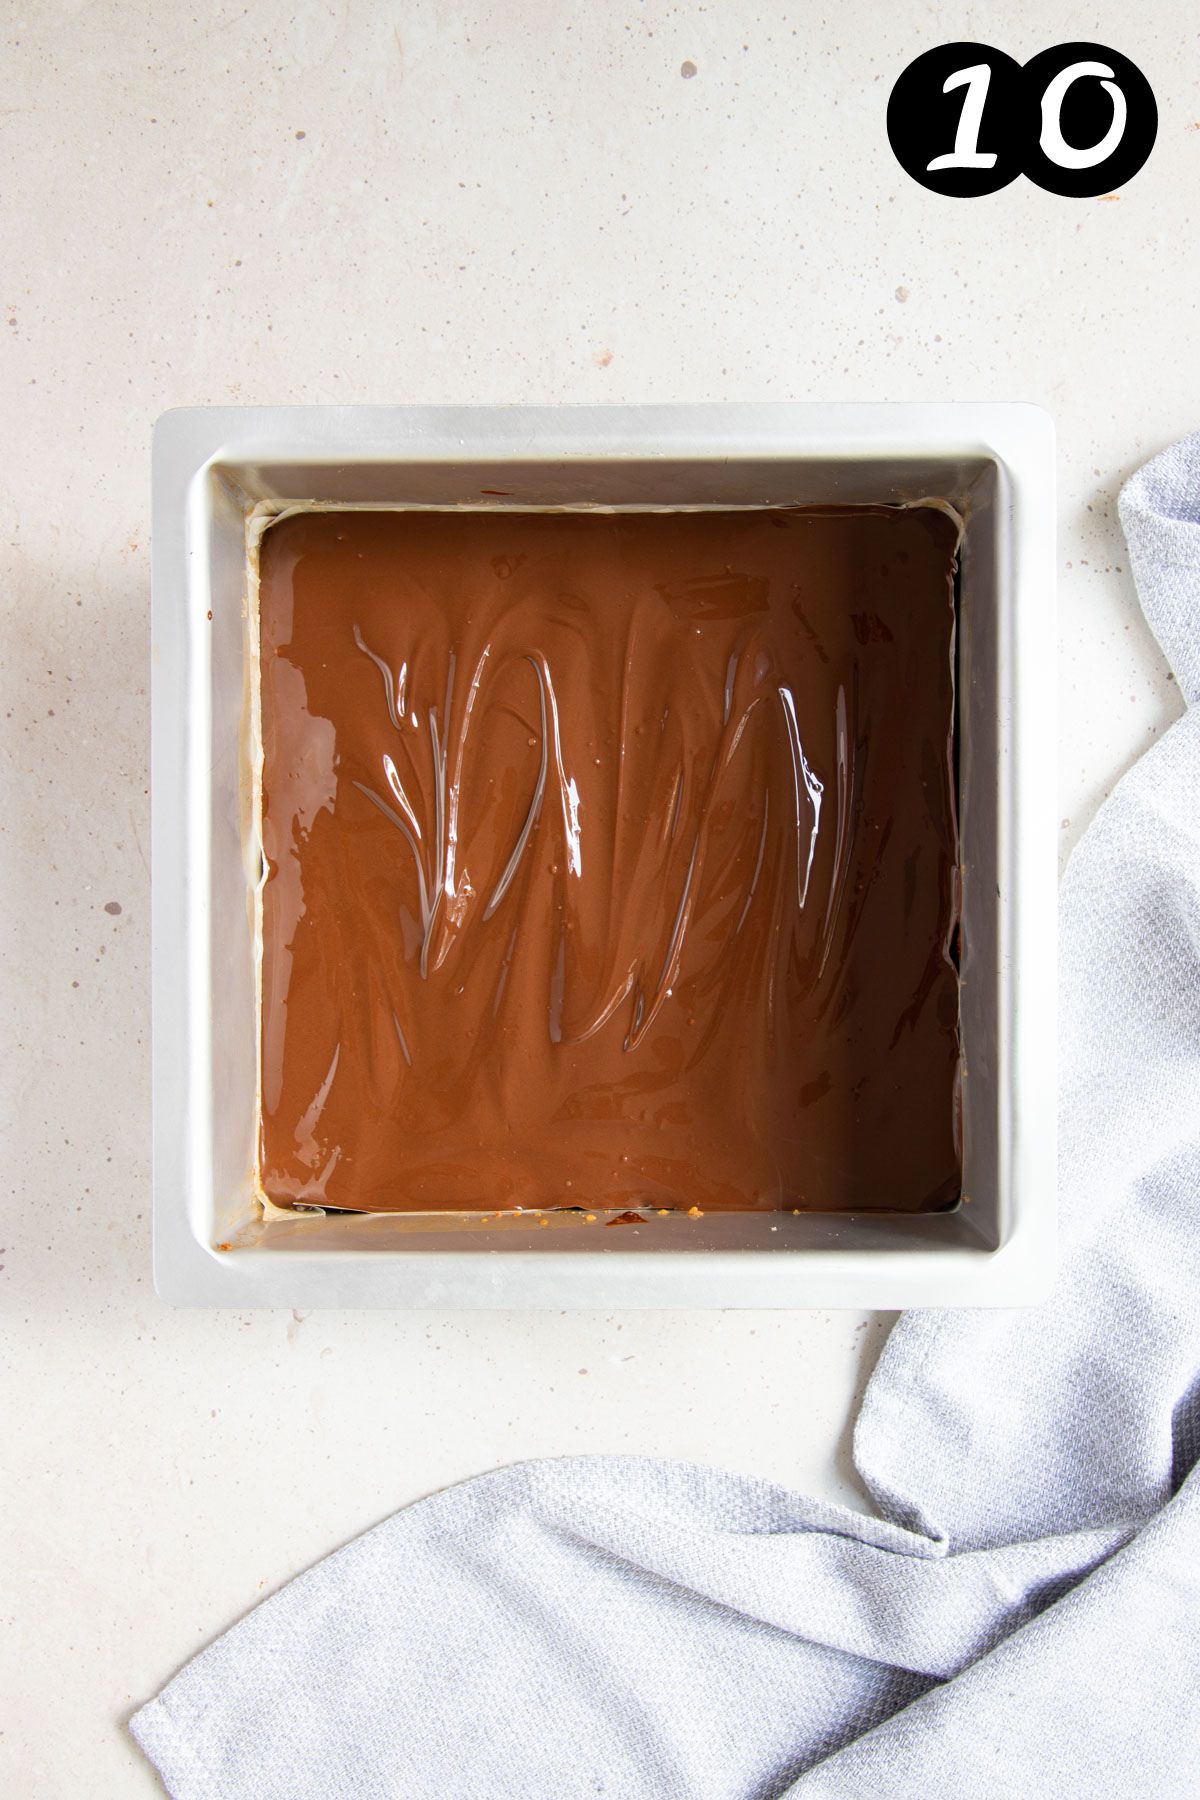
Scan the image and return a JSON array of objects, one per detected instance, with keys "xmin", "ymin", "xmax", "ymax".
[{"xmin": 258, "ymin": 506, "xmax": 960, "ymax": 1214}]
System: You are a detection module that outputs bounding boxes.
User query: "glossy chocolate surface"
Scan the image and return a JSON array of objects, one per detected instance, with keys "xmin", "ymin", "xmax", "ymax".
[{"xmin": 258, "ymin": 505, "xmax": 960, "ymax": 1214}]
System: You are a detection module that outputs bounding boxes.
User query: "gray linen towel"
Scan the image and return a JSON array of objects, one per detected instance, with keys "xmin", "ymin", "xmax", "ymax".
[{"xmin": 132, "ymin": 436, "xmax": 1200, "ymax": 1799}]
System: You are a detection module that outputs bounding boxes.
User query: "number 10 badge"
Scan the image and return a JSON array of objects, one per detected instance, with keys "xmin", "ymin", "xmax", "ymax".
[{"xmin": 887, "ymin": 41, "xmax": 1157, "ymax": 197}]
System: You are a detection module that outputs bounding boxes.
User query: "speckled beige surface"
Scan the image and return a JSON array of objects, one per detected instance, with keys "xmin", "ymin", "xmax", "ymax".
[{"xmin": 0, "ymin": 2, "xmax": 1191, "ymax": 1793}]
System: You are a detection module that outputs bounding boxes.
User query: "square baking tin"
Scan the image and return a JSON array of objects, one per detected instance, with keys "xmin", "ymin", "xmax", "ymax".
[{"xmin": 152, "ymin": 403, "xmax": 1055, "ymax": 1307}]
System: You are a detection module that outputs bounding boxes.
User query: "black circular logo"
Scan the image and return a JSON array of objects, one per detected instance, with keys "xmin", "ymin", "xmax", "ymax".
[
  {"xmin": 887, "ymin": 43, "xmax": 1025, "ymax": 198},
  {"xmin": 1020, "ymin": 43, "xmax": 1157, "ymax": 197},
  {"xmin": 887, "ymin": 41, "xmax": 1156, "ymax": 197}
]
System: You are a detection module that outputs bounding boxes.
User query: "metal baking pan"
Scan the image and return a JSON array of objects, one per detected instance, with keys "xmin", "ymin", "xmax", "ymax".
[{"xmin": 151, "ymin": 403, "xmax": 1056, "ymax": 1307}]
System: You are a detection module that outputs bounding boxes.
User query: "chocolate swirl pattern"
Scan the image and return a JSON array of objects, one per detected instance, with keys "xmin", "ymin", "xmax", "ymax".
[{"xmin": 259, "ymin": 506, "xmax": 960, "ymax": 1213}]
